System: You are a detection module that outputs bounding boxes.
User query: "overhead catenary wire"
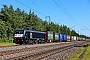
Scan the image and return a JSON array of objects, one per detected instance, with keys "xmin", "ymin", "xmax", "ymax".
[
  {"xmin": 15, "ymin": 0, "xmax": 81, "ymax": 28},
  {"xmin": 15, "ymin": 0, "xmax": 57, "ymax": 23},
  {"xmin": 58, "ymin": 0, "xmax": 74, "ymax": 19},
  {"xmin": 83, "ymin": 26, "xmax": 90, "ymax": 31},
  {"xmin": 15, "ymin": 0, "xmax": 46, "ymax": 17},
  {"xmin": 29, "ymin": 0, "xmax": 51, "ymax": 15},
  {"xmin": 29, "ymin": 0, "xmax": 55, "ymax": 21},
  {"xmin": 55, "ymin": 0, "xmax": 86, "ymax": 36},
  {"xmin": 53, "ymin": 0, "xmax": 81, "ymax": 28}
]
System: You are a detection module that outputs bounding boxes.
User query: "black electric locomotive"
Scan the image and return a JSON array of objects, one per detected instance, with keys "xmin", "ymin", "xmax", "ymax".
[{"xmin": 13, "ymin": 30, "xmax": 46, "ymax": 44}]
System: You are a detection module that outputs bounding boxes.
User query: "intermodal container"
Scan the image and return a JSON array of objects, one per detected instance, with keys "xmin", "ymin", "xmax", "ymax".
[
  {"xmin": 70, "ymin": 36, "xmax": 72, "ymax": 41},
  {"xmin": 77, "ymin": 37, "xmax": 78, "ymax": 40},
  {"xmin": 53, "ymin": 32, "xmax": 59, "ymax": 41},
  {"xmin": 67, "ymin": 35, "xmax": 71, "ymax": 42},
  {"xmin": 46, "ymin": 31, "xmax": 53, "ymax": 41},
  {"xmin": 59, "ymin": 34, "xmax": 63, "ymax": 41},
  {"xmin": 55, "ymin": 33, "xmax": 59, "ymax": 40},
  {"xmin": 71, "ymin": 36, "xmax": 77, "ymax": 41},
  {"xmin": 77, "ymin": 37, "xmax": 80, "ymax": 41},
  {"xmin": 82, "ymin": 38, "xmax": 85, "ymax": 41},
  {"xmin": 63, "ymin": 34, "xmax": 67, "ymax": 41}
]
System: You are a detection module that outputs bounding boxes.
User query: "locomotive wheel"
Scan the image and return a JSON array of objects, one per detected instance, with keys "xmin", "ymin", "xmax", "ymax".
[
  {"xmin": 38, "ymin": 40, "xmax": 40, "ymax": 44},
  {"xmin": 23, "ymin": 42, "xmax": 26, "ymax": 45},
  {"xmin": 34, "ymin": 40, "xmax": 38, "ymax": 44},
  {"xmin": 28, "ymin": 40, "xmax": 34, "ymax": 45}
]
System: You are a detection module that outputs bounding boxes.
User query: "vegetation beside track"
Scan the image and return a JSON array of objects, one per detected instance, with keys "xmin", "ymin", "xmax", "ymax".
[
  {"xmin": 82, "ymin": 42, "xmax": 90, "ymax": 60},
  {"xmin": 68, "ymin": 46, "xmax": 87, "ymax": 60},
  {"xmin": 68, "ymin": 42, "xmax": 90, "ymax": 60},
  {"xmin": 0, "ymin": 42, "xmax": 17, "ymax": 46}
]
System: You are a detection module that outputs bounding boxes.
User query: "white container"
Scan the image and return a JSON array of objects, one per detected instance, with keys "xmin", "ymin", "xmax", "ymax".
[
  {"xmin": 67, "ymin": 35, "xmax": 70, "ymax": 41},
  {"xmin": 72, "ymin": 36, "xmax": 77, "ymax": 41}
]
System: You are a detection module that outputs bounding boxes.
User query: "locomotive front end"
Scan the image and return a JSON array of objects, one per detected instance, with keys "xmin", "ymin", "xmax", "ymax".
[{"xmin": 13, "ymin": 30, "xmax": 24, "ymax": 44}]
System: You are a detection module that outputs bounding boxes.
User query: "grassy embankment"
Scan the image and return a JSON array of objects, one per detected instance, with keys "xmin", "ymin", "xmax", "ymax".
[
  {"xmin": 82, "ymin": 42, "xmax": 90, "ymax": 60},
  {"xmin": 68, "ymin": 42, "xmax": 90, "ymax": 60},
  {"xmin": 0, "ymin": 38, "xmax": 18, "ymax": 46},
  {"xmin": 0, "ymin": 42, "xmax": 17, "ymax": 46}
]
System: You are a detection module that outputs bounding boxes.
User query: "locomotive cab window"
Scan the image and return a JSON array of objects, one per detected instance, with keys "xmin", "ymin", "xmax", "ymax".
[{"xmin": 14, "ymin": 30, "xmax": 24, "ymax": 34}]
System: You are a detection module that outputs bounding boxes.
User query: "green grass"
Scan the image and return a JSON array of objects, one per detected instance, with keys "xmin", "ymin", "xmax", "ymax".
[
  {"xmin": 0, "ymin": 42, "xmax": 17, "ymax": 46},
  {"xmin": 82, "ymin": 42, "xmax": 90, "ymax": 60},
  {"xmin": 68, "ymin": 42, "xmax": 90, "ymax": 60},
  {"xmin": 68, "ymin": 47, "xmax": 86, "ymax": 60}
]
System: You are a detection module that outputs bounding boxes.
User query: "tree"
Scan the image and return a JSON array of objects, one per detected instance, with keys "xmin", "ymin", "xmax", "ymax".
[
  {"xmin": 0, "ymin": 5, "xmax": 87, "ymax": 43},
  {"xmin": 6, "ymin": 28, "xmax": 10, "ymax": 40}
]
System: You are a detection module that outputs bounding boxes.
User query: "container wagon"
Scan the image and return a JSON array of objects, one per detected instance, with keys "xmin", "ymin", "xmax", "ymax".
[
  {"xmin": 59, "ymin": 34, "xmax": 67, "ymax": 42},
  {"xmin": 67, "ymin": 35, "xmax": 72, "ymax": 42},
  {"xmin": 53, "ymin": 32, "xmax": 59, "ymax": 42},
  {"xmin": 46, "ymin": 31, "xmax": 53, "ymax": 43},
  {"xmin": 71, "ymin": 36, "xmax": 77, "ymax": 41}
]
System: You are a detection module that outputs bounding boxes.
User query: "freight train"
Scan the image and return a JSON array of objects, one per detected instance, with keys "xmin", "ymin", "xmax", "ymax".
[{"xmin": 13, "ymin": 29, "xmax": 87, "ymax": 44}]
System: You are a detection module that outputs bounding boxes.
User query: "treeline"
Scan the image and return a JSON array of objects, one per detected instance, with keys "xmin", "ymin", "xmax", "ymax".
[{"xmin": 0, "ymin": 5, "xmax": 88, "ymax": 43}]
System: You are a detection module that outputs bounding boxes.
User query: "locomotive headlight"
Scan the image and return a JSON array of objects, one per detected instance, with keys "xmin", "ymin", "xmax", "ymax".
[{"xmin": 14, "ymin": 34, "xmax": 17, "ymax": 36}]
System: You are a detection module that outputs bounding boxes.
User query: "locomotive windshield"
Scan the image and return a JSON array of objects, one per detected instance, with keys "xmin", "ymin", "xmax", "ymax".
[{"xmin": 14, "ymin": 30, "xmax": 24, "ymax": 34}]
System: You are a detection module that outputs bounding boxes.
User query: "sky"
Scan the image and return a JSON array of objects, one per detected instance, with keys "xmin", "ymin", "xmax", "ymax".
[{"xmin": 0, "ymin": 0, "xmax": 90, "ymax": 37}]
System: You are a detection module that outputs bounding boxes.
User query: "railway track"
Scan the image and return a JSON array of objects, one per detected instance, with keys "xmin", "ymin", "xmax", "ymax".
[
  {"xmin": 23, "ymin": 44, "xmax": 74, "ymax": 60},
  {"xmin": 0, "ymin": 41, "xmax": 88, "ymax": 60},
  {"xmin": 0, "ymin": 43, "xmax": 73, "ymax": 60},
  {"xmin": 0, "ymin": 43, "xmax": 69, "ymax": 52},
  {"xmin": 41, "ymin": 47, "xmax": 80, "ymax": 60},
  {"xmin": 0, "ymin": 44, "xmax": 61, "ymax": 56}
]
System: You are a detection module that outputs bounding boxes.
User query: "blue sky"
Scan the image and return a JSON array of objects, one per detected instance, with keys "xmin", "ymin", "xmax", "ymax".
[{"xmin": 0, "ymin": 0, "xmax": 90, "ymax": 37}]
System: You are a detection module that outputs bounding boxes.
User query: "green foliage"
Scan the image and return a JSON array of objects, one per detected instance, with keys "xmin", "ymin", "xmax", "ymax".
[
  {"xmin": 82, "ymin": 42, "xmax": 90, "ymax": 60},
  {"xmin": 0, "ymin": 5, "xmax": 88, "ymax": 43},
  {"xmin": 68, "ymin": 47, "xmax": 86, "ymax": 60}
]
